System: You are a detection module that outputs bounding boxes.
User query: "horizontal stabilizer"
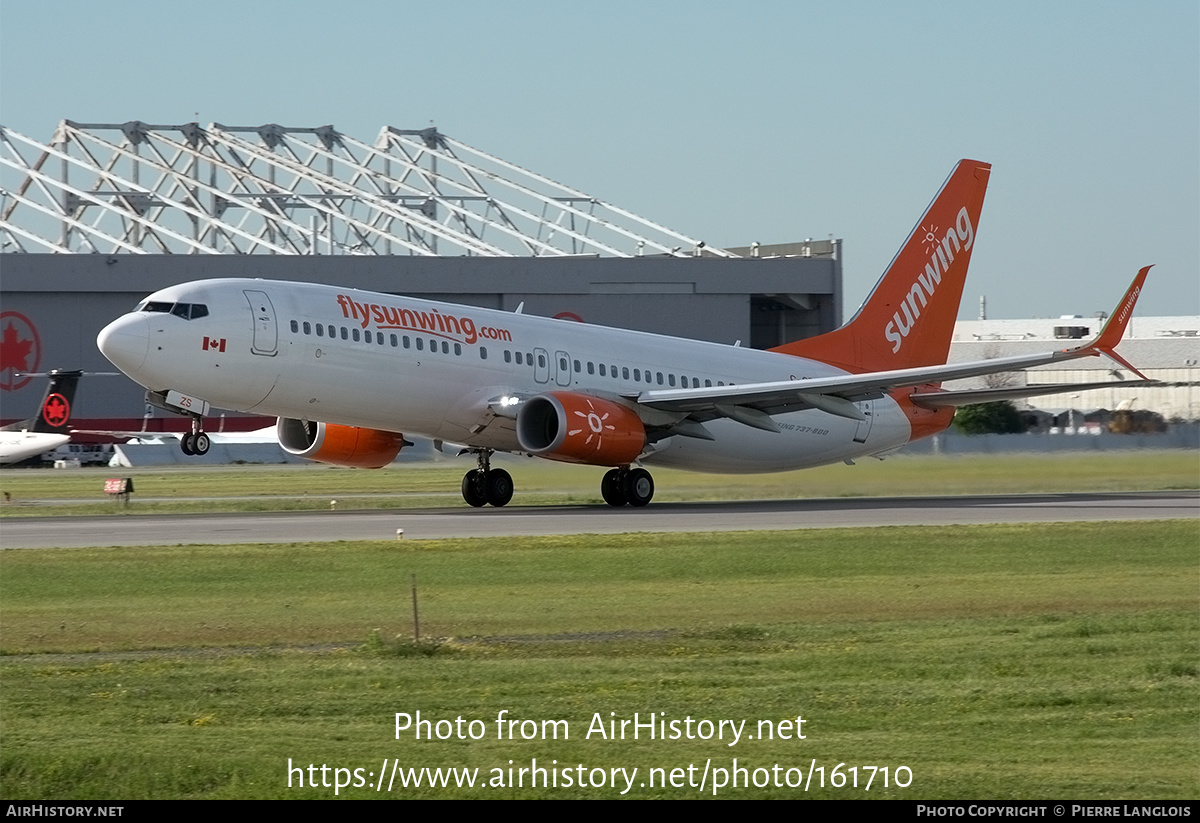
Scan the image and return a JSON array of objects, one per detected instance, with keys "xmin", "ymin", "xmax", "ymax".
[{"xmin": 911, "ymin": 380, "xmax": 1158, "ymax": 409}]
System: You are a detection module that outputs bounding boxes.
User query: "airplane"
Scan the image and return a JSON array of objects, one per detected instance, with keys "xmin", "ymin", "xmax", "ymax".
[
  {"xmin": 96, "ymin": 159, "xmax": 1152, "ymax": 507},
  {"xmin": 0, "ymin": 369, "xmax": 82, "ymax": 464}
]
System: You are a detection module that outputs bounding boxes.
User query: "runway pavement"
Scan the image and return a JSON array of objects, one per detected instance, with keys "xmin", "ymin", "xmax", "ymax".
[{"xmin": 2, "ymin": 491, "xmax": 1196, "ymax": 548}]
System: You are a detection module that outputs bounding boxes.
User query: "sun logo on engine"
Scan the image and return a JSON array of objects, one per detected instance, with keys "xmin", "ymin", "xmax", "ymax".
[{"xmin": 568, "ymin": 398, "xmax": 616, "ymax": 452}]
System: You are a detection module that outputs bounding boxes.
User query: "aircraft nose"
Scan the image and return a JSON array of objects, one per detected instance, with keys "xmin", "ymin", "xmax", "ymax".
[{"xmin": 97, "ymin": 313, "xmax": 149, "ymax": 375}]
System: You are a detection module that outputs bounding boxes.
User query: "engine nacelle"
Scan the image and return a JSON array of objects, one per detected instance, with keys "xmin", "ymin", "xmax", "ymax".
[
  {"xmin": 276, "ymin": 418, "xmax": 405, "ymax": 469},
  {"xmin": 516, "ymin": 392, "xmax": 646, "ymax": 466}
]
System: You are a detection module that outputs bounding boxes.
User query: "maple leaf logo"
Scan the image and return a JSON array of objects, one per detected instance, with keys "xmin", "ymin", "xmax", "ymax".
[
  {"xmin": 1, "ymin": 322, "xmax": 33, "ymax": 373},
  {"xmin": 42, "ymin": 393, "xmax": 70, "ymax": 427},
  {"xmin": 0, "ymin": 312, "xmax": 40, "ymax": 392}
]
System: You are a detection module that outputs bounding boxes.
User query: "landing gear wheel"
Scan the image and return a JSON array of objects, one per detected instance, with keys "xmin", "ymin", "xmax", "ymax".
[
  {"xmin": 192, "ymin": 431, "xmax": 211, "ymax": 456},
  {"xmin": 484, "ymin": 468, "xmax": 514, "ymax": 508},
  {"xmin": 180, "ymin": 433, "xmax": 195, "ymax": 455},
  {"xmin": 622, "ymin": 468, "xmax": 654, "ymax": 507},
  {"xmin": 601, "ymin": 469, "xmax": 627, "ymax": 507},
  {"xmin": 462, "ymin": 469, "xmax": 487, "ymax": 508}
]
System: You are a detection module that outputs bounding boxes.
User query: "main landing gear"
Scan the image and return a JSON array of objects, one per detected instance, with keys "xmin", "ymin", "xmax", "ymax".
[
  {"xmin": 458, "ymin": 454, "xmax": 655, "ymax": 509},
  {"xmin": 461, "ymin": 450, "xmax": 513, "ymax": 508},
  {"xmin": 179, "ymin": 413, "xmax": 211, "ymax": 456},
  {"xmin": 600, "ymin": 467, "xmax": 654, "ymax": 507}
]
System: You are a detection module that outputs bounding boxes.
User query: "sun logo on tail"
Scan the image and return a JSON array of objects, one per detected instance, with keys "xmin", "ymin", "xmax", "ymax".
[{"xmin": 920, "ymin": 223, "xmax": 940, "ymax": 254}]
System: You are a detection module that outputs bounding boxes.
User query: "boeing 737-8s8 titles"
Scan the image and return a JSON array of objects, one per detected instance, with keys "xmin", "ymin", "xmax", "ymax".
[{"xmin": 97, "ymin": 160, "xmax": 1151, "ymax": 507}]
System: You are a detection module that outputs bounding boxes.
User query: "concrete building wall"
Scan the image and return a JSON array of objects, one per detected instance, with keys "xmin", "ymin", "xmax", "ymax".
[
  {"xmin": 0, "ymin": 253, "xmax": 839, "ymax": 426},
  {"xmin": 947, "ymin": 316, "xmax": 1200, "ymax": 420}
]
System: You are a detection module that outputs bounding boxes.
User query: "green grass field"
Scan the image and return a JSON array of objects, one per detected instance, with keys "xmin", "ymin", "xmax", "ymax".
[
  {"xmin": 2, "ymin": 451, "xmax": 1197, "ymax": 516},
  {"xmin": 2, "ymin": 520, "xmax": 1197, "ymax": 799}
]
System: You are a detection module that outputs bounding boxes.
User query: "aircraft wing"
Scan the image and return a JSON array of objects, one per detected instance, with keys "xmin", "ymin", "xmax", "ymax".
[{"xmin": 631, "ymin": 266, "xmax": 1151, "ymax": 430}]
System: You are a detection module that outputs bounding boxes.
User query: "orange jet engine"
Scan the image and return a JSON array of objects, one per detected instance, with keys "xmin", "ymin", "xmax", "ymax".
[
  {"xmin": 277, "ymin": 418, "xmax": 405, "ymax": 468},
  {"xmin": 516, "ymin": 392, "xmax": 646, "ymax": 466}
]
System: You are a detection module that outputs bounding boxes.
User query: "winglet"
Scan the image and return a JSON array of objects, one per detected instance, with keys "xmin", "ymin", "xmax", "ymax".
[{"xmin": 1072, "ymin": 265, "xmax": 1151, "ymax": 379}]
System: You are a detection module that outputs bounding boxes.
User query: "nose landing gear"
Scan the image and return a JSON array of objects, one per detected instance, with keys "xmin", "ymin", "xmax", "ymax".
[
  {"xmin": 145, "ymin": 390, "xmax": 212, "ymax": 457},
  {"xmin": 179, "ymin": 413, "xmax": 210, "ymax": 456}
]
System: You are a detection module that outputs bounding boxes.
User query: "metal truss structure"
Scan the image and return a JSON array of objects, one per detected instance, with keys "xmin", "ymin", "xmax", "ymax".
[{"xmin": 1, "ymin": 120, "xmax": 734, "ymax": 258}]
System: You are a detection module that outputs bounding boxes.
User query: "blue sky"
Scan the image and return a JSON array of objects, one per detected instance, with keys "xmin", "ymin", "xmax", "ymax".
[{"xmin": 2, "ymin": 0, "xmax": 1196, "ymax": 320}]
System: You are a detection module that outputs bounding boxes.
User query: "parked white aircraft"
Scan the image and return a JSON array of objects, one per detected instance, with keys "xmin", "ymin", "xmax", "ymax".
[
  {"xmin": 0, "ymin": 370, "xmax": 81, "ymax": 464},
  {"xmin": 97, "ymin": 160, "xmax": 1150, "ymax": 507}
]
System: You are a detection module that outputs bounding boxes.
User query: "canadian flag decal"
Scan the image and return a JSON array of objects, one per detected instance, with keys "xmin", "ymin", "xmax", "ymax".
[{"xmin": 202, "ymin": 336, "xmax": 227, "ymax": 352}]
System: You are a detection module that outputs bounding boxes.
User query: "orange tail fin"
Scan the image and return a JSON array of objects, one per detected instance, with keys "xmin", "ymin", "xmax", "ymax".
[{"xmin": 772, "ymin": 159, "xmax": 992, "ymax": 373}]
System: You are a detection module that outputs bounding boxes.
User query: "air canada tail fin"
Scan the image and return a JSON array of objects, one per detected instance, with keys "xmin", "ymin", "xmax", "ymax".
[
  {"xmin": 16, "ymin": 369, "xmax": 82, "ymax": 433},
  {"xmin": 771, "ymin": 159, "xmax": 992, "ymax": 373}
]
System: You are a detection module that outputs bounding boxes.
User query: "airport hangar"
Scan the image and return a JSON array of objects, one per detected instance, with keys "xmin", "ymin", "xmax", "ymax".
[{"xmin": 0, "ymin": 121, "xmax": 841, "ymax": 431}]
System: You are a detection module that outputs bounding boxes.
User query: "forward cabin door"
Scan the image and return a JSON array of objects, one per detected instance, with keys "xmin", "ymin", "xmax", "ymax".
[{"xmin": 244, "ymin": 290, "xmax": 278, "ymax": 356}]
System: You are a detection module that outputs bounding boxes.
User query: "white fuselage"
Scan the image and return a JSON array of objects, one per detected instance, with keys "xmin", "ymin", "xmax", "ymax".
[
  {"xmin": 0, "ymin": 431, "xmax": 71, "ymax": 465},
  {"xmin": 98, "ymin": 278, "xmax": 919, "ymax": 473}
]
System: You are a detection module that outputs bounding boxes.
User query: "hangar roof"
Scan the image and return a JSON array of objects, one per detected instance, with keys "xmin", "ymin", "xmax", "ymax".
[{"xmin": 1, "ymin": 121, "xmax": 735, "ymax": 259}]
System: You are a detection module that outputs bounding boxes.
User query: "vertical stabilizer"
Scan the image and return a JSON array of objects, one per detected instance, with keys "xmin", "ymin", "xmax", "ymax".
[
  {"xmin": 772, "ymin": 159, "xmax": 991, "ymax": 372},
  {"xmin": 28, "ymin": 370, "xmax": 82, "ymax": 433}
]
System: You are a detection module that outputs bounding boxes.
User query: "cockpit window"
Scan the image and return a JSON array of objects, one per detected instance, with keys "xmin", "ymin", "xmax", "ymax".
[{"xmin": 137, "ymin": 301, "xmax": 208, "ymax": 320}]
